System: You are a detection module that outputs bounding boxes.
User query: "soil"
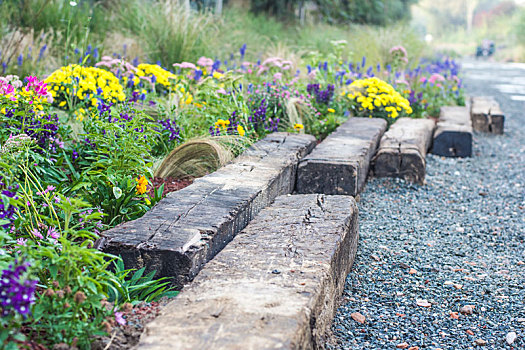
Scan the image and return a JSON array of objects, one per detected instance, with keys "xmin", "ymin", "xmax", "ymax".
[
  {"xmin": 92, "ymin": 297, "xmax": 174, "ymax": 350},
  {"xmin": 149, "ymin": 176, "xmax": 193, "ymax": 197}
]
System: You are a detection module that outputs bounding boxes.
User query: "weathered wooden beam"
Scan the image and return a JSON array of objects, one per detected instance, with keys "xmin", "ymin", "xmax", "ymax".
[
  {"xmin": 372, "ymin": 118, "xmax": 435, "ymax": 184},
  {"xmin": 296, "ymin": 117, "xmax": 387, "ymax": 196},
  {"xmin": 470, "ymin": 96, "xmax": 505, "ymax": 134},
  {"xmin": 138, "ymin": 194, "xmax": 359, "ymax": 350},
  {"xmin": 96, "ymin": 133, "xmax": 316, "ymax": 287},
  {"xmin": 432, "ymin": 106, "xmax": 473, "ymax": 157}
]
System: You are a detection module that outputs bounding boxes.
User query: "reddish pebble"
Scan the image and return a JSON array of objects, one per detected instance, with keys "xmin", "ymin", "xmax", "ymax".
[
  {"xmin": 351, "ymin": 312, "xmax": 366, "ymax": 324},
  {"xmin": 396, "ymin": 343, "xmax": 409, "ymax": 349}
]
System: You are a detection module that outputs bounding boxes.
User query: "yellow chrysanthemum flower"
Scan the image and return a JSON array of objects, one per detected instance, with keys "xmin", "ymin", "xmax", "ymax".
[
  {"xmin": 344, "ymin": 77, "xmax": 412, "ymax": 120},
  {"xmin": 237, "ymin": 124, "xmax": 245, "ymax": 136}
]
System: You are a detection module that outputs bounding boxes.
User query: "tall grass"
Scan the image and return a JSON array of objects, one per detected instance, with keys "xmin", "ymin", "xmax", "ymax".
[
  {"xmin": 217, "ymin": 9, "xmax": 426, "ymax": 66},
  {"xmin": 1, "ymin": 0, "xmax": 109, "ymax": 43},
  {"xmin": 113, "ymin": 0, "xmax": 219, "ymax": 66}
]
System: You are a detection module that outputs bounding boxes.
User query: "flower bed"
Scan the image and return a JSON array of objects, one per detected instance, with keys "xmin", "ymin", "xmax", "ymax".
[{"xmin": 0, "ymin": 43, "xmax": 465, "ymax": 348}]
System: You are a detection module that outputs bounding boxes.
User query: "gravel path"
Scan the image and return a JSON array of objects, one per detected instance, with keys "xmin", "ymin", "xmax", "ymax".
[{"xmin": 327, "ymin": 60, "xmax": 525, "ymax": 350}]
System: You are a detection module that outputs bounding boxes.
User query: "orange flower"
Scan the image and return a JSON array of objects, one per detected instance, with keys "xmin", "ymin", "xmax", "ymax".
[{"xmin": 135, "ymin": 176, "xmax": 148, "ymax": 195}]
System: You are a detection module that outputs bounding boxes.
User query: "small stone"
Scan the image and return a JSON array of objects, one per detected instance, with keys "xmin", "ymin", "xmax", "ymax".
[
  {"xmin": 408, "ymin": 347, "xmax": 419, "ymax": 350},
  {"xmin": 416, "ymin": 299, "xmax": 431, "ymax": 307},
  {"xmin": 460, "ymin": 305, "xmax": 473, "ymax": 315},
  {"xmin": 474, "ymin": 338, "xmax": 487, "ymax": 346},
  {"xmin": 517, "ymin": 261, "xmax": 524, "ymax": 266},
  {"xmin": 454, "ymin": 284, "xmax": 463, "ymax": 290},
  {"xmin": 400, "ymin": 262, "xmax": 410, "ymax": 269},
  {"xmin": 371, "ymin": 254, "xmax": 381, "ymax": 261},
  {"xmin": 409, "ymin": 268, "xmax": 417, "ymax": 274},
  {"xmin": 351, "ymin": 312, "xmax": 366, "ymax": 324},
  {"xmin": 450, "ymin": 312, "xmax": 460, "ymax": 319},
  {"xmin": 517, "ymin": 318, "xmax": 525, "ymax": 323},
  {"xmin": 466, "ymin": 329, "xmax": 474, "ymax": 335},
  {"xmin": 396, "ymin": 343, "xmax": 409, "ymax": 349},
  {"xmin": 271, "ymin": 269, "xmax": 281, "ymax": 274},
  {"xmin": 444, "ymin": 281, "xmax": 454, "ymax": 285},
  {"xmin": 505, "ymin": 331, "xmax": 517, "ymax": 345},
  {"xmin": 456, "ymin": 226, "xmax": 465, "ymax": 233}
]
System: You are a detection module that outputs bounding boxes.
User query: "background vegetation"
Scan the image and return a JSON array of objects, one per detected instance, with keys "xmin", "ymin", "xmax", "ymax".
[{"xmin": 0, "ymin": 0, "xmax": 430, "ymax": 78}]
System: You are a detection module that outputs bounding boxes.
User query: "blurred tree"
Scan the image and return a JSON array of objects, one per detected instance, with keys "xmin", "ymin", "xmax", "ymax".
[
  {"xmin": 313, "ymin": 0, "xmax": 418, "ymax": 25},
  {"xmin": 250, "ymin": 0, "xmax": 298, "ymax": 20},
  {"xmin": 249, "ymin": 0, "xmax": 419, "ymax": 24}
]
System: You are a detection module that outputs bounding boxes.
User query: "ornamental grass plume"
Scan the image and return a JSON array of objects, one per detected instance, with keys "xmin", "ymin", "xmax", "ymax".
[{"xmin": 154, "ymin": 138, "xmax": 233, "ymax": 180}]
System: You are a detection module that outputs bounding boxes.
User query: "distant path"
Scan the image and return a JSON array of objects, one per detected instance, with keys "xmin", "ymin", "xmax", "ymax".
[{"xmin": 327, "ymin": 60, "xmax": 525, "ymax": 349}]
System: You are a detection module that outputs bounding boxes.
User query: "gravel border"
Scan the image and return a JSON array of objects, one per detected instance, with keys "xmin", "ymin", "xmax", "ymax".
[{"xmin": 327, "ymin": 60, "xmax": 525, "ymax": 349}]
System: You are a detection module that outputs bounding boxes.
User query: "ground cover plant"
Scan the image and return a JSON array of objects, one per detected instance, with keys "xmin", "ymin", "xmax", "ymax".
[{"xmin": 0, "ymin": 1, "xmax": 466, "ymax": 348}]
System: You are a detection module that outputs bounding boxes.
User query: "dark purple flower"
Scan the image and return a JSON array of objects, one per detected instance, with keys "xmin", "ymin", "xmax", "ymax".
[
  {"xmin": 0, "ymin": 261, "xmax": 37, "ymax": 317},
  {"xmin": 158, "ymin": 118, "xmax": 181, "ymax": 141},
  {"xmin": 240, "ymin": 44, "xmax": 247, "ymax": 58},
  {"xmin": 212, "ymin": 59, "xmax": 221, "ymax": 72},
  {"xmin": 3, "ymin": 109, "xmax": 60, "ymax": 154},
  {"xmin": 0, "ymin": 178, "xmax": 18, "ymax": 229},
  {"xmin": 307, "ymin": 84, "xmax": 334, "ymax": 105},
  {"xmin": 194, "ymin": 69, "xmax": 203, "ymax": 81}
]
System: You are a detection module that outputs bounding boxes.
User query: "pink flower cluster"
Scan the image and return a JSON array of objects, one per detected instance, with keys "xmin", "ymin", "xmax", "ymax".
[
  {"xmin": 96, "ymin": 56, "xmax": 137, "ymax": 76},
  {"xmin": 0, "ymin": 76, "xmax": 19, "ymax": 101},
  {"xmin": 173, "ymin": 62, "xmax": 197, "ymax": 70},
  {"xmin": 389, "ymin": 46, "xmax": 409, "ymax": 64},
  {"xmin": 1, "ymin": 75, "xmax": 52, "ymax": 103},
  {"xmin": 420, "ymin": 73, "xmax": 446, "ymax": 86},
  {"xmin": 257, "ymin": 57, "xmax": 293, "ymax": 76},
  {"xmin": 26, "ymin": 76, "xmax": 49, "ymax": 97},
  {"xmin": 196, "ymin": 57, "xmax": 214, "ymax": 71}
]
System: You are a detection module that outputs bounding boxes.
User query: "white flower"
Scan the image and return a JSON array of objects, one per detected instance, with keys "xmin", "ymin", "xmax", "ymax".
[{"xmin": 69, "ymin": 1, "xmax": 77, "ymax": 6}]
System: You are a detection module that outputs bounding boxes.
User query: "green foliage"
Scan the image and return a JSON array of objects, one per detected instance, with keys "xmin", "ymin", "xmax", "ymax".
[
  {"xmin": 108, "ymin": 258, "xmax": 179, "ymax": 305},
  {"xmin": 0, "ymin": 77, "xmax": 182, "ymax": 348},
  {"xmin": 0, "ymin": 151, "xmax": 116, "ymax": 347},
  {"xmin": 74, "ymin": 105, "xmax": 157, "ymax": 225}
]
